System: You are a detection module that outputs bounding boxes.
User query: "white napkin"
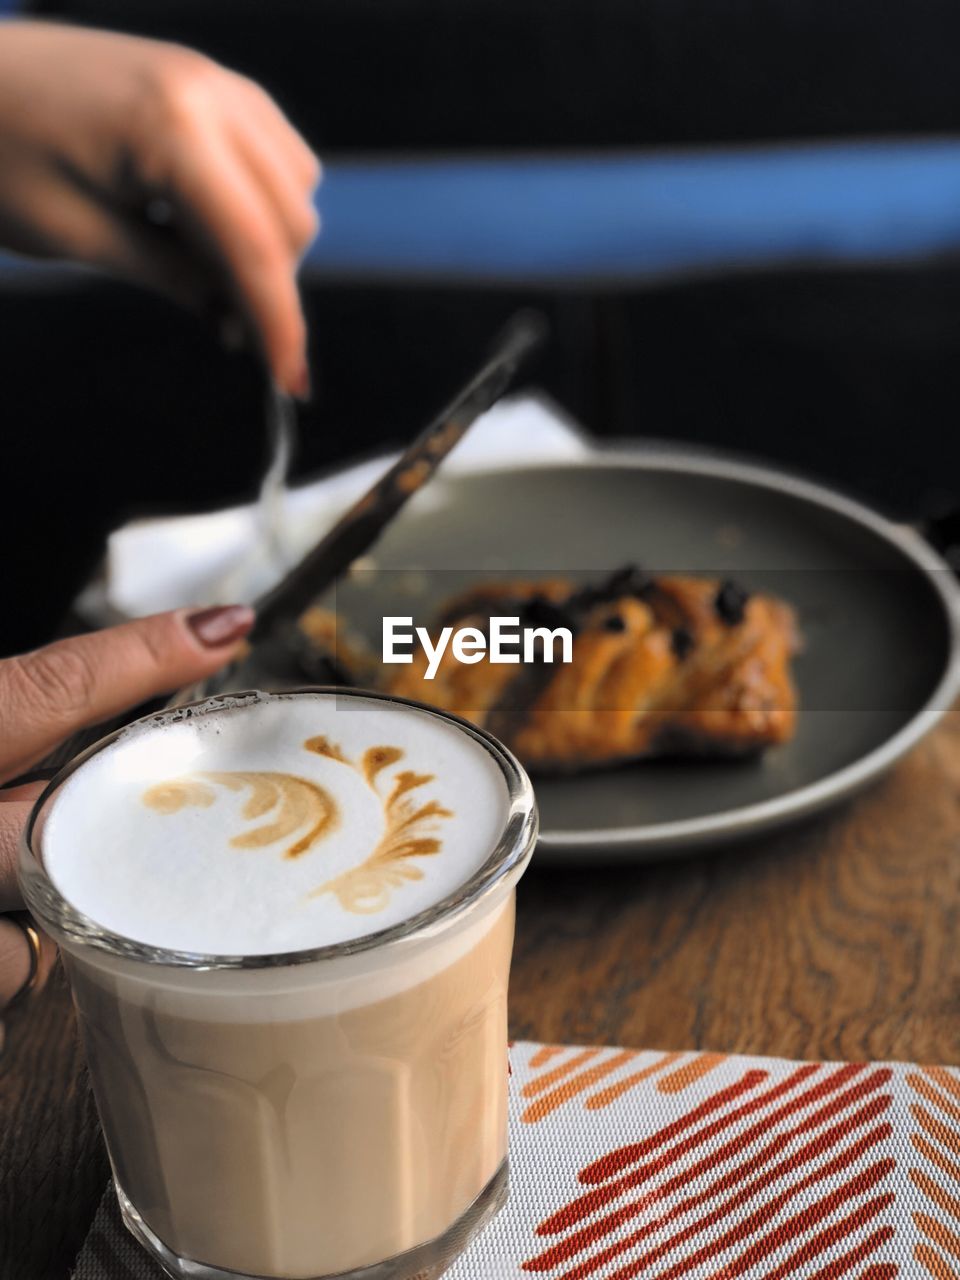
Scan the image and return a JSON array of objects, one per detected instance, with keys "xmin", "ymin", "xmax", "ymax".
[{"xmin": 78, "ymin": 394, "xmax": 591, "ymax": 623}]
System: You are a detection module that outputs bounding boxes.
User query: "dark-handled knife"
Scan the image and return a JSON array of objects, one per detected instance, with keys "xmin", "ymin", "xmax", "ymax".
[
  {"xmin": 250, "ymin": 308, "xmax": 547, "ymax": 639},
  {"xmin": 30, "ymin": 311, "xmax": 547, "ymax": 774}
]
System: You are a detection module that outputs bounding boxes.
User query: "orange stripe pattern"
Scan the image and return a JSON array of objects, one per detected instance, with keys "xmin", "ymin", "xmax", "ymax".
[
  {"xmin": 908, "ymin": 1068, "xmax": 960, "ymax": 1279},
  {"xmin": 516, "ymin": 1044, "xmax": 902, "ymax": 1279},
  {"xmin": 521, "ymin": 1046, "xmax": 726, "ymax": 1124}
]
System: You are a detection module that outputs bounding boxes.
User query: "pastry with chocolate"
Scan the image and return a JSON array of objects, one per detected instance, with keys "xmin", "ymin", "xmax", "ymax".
[{"xmin": 387, "ymin": 568, "xmax": 798, "ymax": 772}]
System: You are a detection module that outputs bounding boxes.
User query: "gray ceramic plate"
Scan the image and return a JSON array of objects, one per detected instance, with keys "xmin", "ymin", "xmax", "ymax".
[{"xmin": 329, "ymin": 448, "xmax": 960, "ymax": 860}]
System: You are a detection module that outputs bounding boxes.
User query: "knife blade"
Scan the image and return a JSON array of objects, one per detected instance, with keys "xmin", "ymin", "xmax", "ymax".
[{"xmin": 250, "ymin": 308, "xmax": 547, "ymax": 639}]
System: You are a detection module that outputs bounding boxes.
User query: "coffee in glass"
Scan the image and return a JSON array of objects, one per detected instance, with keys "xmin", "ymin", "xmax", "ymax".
[{"xmin": 21, "ymin": 688, "xmax": 537, "ymax": 1280}]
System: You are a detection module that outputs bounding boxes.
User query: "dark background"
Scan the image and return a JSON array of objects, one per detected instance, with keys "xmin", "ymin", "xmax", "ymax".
[{"xmin": 5, "ymin": 0, "xmax": 960, "ymax": 655}]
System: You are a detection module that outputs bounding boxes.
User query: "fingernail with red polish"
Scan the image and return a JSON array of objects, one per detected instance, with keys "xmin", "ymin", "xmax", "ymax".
[{"xmin": 187, "ymin": 605, "xmax": 255, "ymax": 648}]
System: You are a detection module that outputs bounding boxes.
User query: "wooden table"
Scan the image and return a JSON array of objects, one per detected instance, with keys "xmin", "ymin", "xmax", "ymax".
[{"xmin": 3, "ymin": 703, "xmax": 960, "ymax": 1279}]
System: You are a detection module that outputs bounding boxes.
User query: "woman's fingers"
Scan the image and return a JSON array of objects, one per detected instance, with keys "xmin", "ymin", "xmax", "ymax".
[
  {"xmin": 230, "ymin": 113, "xmax": 320, "ymax": 257},
  {"xmin": 165, "ymin": 129, "xmax": 311, "ymax": 396},
  {"xmin": 0, "ymin": 918, "xmax": 35, "ymax": 1013},
  {"xmin": 0, "ymin": 920, "xmax": 31, "ymax": 1009},
  {"xmin": 0, "ymin": 915, "xmax": 57, "ymax": 1014},
  {"xmin": 0, "ymin": 786, "xmax": 57, "ymax": 1013},
  {"xmin": 0, "ymin": 26, "xmax": 319, "ymax": 393},
  {"xmin": 13, "ymin": 174, "xmax": 219, "ymax": 316},
  {"xmin": 231, "ymin": 72, "xmax": 321, "ymax": 193},
  {"xmin": 0, "ymin": 605, "xmax": 254, "ymax": 784},
  {"xmin": 0, "ymin": 784, "xmax": 44, "ymax": 912},
  {"xmin": 138, "ymin": 62, "xmax": 319, "ymax": 396}
]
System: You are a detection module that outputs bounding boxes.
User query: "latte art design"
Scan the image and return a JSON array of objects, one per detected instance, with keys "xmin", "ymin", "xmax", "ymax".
[
  {"xmin": 312, "ymin": 761, "xmax": 452, "ymax": 916},
  {"xmin": 306, "ymin": 736, "xmax": 453, "ymax": 915},
  {"xmin": 143, "ymin": 773, "xmax": 339, "ymax": 860},
  {"xmin": 142, "ymin": 737, "xmax": 452, "ymax": 916}
]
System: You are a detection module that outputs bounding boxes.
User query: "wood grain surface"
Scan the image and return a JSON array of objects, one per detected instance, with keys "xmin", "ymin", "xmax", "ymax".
[{"xmin": 3, "ymin": 703, "xmax": 960, "ymax": 1279}]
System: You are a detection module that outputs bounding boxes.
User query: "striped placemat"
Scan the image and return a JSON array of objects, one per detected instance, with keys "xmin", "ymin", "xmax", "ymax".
[{"xmin": 75, "ymin": 1042, "xmax": 958, "ymax": 1279}]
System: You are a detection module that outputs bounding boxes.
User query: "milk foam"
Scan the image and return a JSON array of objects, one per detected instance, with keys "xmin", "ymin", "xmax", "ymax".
[{"xmin": 41, "ymin": 692, "xmax": 511, "ymax": 955}]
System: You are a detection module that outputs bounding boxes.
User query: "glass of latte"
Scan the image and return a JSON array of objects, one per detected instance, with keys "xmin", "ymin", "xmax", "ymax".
[{"xmin": 21, "ymin": 688, "xmax": 537, "ymax": 1280}]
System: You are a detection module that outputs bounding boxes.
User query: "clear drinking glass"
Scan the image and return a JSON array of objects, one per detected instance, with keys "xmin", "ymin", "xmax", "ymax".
[{"xmin": 21, "ymin": 689, "xmax": 537, "ymax": 1280}]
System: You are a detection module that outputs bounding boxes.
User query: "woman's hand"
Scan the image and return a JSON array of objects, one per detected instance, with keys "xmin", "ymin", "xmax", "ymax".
[
  {"xmin": 0, "ymin": 604, "xmax": 254, "ymax": 1011},
  {"xmin": 0, "ymin": 22, "xmax": 319, "ymax": 396}
]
